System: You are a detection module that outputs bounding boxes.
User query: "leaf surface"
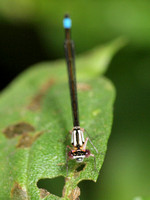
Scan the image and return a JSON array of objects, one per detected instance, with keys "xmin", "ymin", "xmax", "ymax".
[{"xmin": 0, "ymin": 39, "xmax": 123, "ymax": 199}]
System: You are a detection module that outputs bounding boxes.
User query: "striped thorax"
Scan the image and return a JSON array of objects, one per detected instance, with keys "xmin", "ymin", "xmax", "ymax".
[{"xmin": 71, "ymin": 126, "xmax": 85, "ymax": 148}]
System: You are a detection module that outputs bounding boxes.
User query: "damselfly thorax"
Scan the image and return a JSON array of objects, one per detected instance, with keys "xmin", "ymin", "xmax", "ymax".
[{"xmin": 71, "ymin": 126, "xmax": 85, "ymax": 147}]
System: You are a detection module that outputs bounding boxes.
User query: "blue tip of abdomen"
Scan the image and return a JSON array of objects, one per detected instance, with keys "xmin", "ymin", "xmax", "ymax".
[{"xmin": 63, "ymin": 17, "xmax": 72, "ymax": 29}]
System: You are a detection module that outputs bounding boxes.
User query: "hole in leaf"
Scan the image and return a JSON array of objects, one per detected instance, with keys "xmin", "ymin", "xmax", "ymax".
[
  {"xmin": 37, "ymin": 176, "xmax": 65, "ymax": 198},
  {"xmin": 75, "ymin": 163, "xmax": 86, "ymax": 172},
  {"xmin": 78, "ymin": 180, "xmax": 96, "ymax": 200}
]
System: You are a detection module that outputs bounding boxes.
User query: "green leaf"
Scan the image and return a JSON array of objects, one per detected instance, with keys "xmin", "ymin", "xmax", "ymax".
[
  {"xmin": 0, "ymin": 39, "xmax": 123, "ymax": 199},
  {"xmin": 133, "ymin": 197, "xmax": 150, "ymax": 200}
]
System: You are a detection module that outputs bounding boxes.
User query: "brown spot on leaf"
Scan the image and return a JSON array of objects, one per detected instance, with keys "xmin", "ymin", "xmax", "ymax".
[
  {"xmin": 16, "ymin": 132, "xmax": 33, "ymax": 148},
  {"xmin": 3, "ymin": 122, "xmax": 35, "ymax": 138},
  {"xmin": 68, "ymin": 187, "xmax": 80, "ymax": 200},
  {"xmin": 63, "ymin": 179, "xmax": 80, "ymax": 200},
  {"xmin": 34, "ymin": 131, "xmax": 44, "ymax": 139},
  {"xmin": 77, "ymin": 83, "xmax": 91, "ymax": 91},
  {"xmin": 57, "ymin": 162, "xmax": 65, "ymax": 166},
  {"xmin": 16, "ymin": 131, "xmax": 43, "ymax": 148},
  {"xmin": 11, "ymin": 182, "xmax": 27, "ymax": 200},
  {"xmin": 27, "ymin": 79, "xmax": 55, "ymax": 111},
  {"xmin": 39, "ymin": 188, "xmax": 50, "ymax": 198}
]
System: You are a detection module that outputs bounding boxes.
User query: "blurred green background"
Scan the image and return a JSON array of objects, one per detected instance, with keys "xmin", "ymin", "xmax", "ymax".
[{"xmin": 0, "ymin": 1, "xmax": 150, "ymax": 200}]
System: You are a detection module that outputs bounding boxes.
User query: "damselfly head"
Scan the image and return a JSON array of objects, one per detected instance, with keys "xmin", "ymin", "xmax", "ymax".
[{"xmin": 68, "ymin": 149, "xmax": 91, "ymax": 163}]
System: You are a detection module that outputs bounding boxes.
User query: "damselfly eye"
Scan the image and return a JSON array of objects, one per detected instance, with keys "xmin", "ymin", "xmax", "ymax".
[
  {"xmin": 68, "ymin": 151, "xmax": 73, "ymax": 159},
  {"xmin": 85, "ymin": 149, "xmax": 90, "ymax": 157}
]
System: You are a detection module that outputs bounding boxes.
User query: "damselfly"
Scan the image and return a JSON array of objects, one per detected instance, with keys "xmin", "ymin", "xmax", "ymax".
[{"xmin": 63, "ymin": 15, "xmax": 98, "ymax": 171}]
